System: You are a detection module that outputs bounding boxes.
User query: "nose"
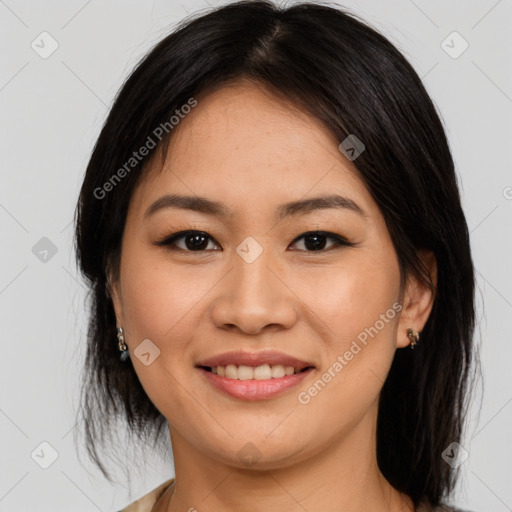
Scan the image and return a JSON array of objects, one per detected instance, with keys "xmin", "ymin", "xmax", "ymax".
[{"xmin": 210, "ymin": 245, "xmax": 298, "ymax": 335}]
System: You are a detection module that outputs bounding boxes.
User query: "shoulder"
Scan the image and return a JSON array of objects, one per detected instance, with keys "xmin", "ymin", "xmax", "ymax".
[{"xmin": 118, "ymin": 478, "xmax": 174, "ymax": 512}]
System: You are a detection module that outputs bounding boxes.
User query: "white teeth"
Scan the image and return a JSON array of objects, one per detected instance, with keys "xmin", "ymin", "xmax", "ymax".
[
  {"xmin": 225, "ymin": 364, "xmax": 238, "ymax": 379},
  {"xmin": 254, "ymin": 364, "xmax": 272, "ymax": 380},
  {"xmin": 237, "ymin": 365, "xmax": 254, "ymax": 380},
  {"xmin": 271, "ymin": 364, "xmax": 285, "ymax": 378},
  {"xmin": 211, "ymin": 363, "xmax": 307, "ymax": 380}
]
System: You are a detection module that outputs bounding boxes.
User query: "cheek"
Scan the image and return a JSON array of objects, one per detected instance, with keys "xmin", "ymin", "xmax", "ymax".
[
  {"xmin": 118, "ymin": 252, "xmax": 210, "ymax": 416},
  {"xmin": 294, "ymin": 248, "xmax": 401, "ymax": 406},
  {"xmin": 291, "ymin": 278, "xmax": 400, "ymax": 441},
  {"xmin": 326, "ymin": 257, "xmax": 400, "ymax": 388},
  {"xmin": 120, "ymin": 247, "xmax": 215, "ymax": 344},
  {"xmin": 292, "ymin": 250, "xmax": 400, "ymax": 347}
]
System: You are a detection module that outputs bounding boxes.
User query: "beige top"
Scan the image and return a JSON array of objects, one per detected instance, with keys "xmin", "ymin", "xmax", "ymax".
[
  {"xmin": 119, "ymin": 479, "xmax": 173, "ymax": 512},
  {"xmin": 118, "ymin": 478, "xmax": 468, "ymax": 512}
]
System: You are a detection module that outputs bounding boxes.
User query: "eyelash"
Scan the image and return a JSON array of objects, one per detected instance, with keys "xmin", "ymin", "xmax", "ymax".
[{"xmin": 155, "ymin": 230, "xmax": 355, "ymax": 253}]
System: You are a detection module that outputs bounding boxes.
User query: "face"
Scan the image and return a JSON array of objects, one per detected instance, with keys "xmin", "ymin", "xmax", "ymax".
[{"xmin": 110, "ymin": 79, "xmax": 434, "ymax": 470}]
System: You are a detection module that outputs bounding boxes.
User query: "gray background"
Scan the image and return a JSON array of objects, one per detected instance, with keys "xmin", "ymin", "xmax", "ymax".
[{"xmin": 1, "ymin": 0, "xmax": 511, "ymax": 510}]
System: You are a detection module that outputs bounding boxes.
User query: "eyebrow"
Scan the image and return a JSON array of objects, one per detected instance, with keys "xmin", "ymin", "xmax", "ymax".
[{"xmin": 144, "ymin": 193, "xmax": 367, "ymax": 221}]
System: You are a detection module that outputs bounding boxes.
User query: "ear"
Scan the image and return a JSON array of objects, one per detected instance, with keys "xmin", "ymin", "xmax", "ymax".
[
  {"xmin": 106, "ymin": 270, "xmax": 124, "ymax": 328},
  {"xmin": 396, "ymin": 250, "xmax": 437, "ymax": 348}
]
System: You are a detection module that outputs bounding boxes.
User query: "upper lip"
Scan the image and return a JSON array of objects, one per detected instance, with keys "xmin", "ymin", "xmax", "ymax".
[{"xmin": 196, "ymin": 350, "xmax": 315, "ymax": 370}]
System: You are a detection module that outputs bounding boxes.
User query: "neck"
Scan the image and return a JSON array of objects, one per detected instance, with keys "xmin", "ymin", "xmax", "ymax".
[{"xmin": 157, "ymin": 412, "xmax": 414, "ymax": 512}]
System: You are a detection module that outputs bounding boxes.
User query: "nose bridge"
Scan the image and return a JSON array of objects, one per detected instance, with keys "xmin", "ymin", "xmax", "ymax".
[
  {"xmin": 241, "ymin": 243, "xmax": 272, "ymax": 284},
  {"xmin": 232, "ymin": 237, "xmax": 280, "ymax": 305},
  {"xmin": 211, "ymin": 237, "xmax": 297, "ymax": 333}
]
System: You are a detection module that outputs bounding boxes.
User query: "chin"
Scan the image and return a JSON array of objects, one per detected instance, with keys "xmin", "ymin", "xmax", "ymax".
[{"xmin": 202, "ymin": 431, "xmax": 314, "ymax": 471}]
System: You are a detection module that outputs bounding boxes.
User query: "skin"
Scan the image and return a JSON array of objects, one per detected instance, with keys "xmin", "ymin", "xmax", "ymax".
[{"xmin": 110, "ymin": 78, "xmax": 437, "ymax": 512}]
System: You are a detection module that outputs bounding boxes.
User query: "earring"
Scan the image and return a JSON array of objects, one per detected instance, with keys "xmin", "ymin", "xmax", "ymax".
[
  {"xmin": 407, "ymin": 328, "xmax": 420, "ymax": 349},
  {"xmin": 117, "ymin": 326, "xmax": 130, "ymax": 362}
]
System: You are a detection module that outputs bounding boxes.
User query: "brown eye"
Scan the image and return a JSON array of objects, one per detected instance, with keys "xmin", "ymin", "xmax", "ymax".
[
  {"xmin": 156, "ymin": 230, "xmax": 353, "ymax": 253},
  {"xmin": 156, "ymin": 231, "xmax": 220, "ymax": 251},
  {"xmin": 289, "ymin": 231, "xmax": 353, "ymax": 252}
]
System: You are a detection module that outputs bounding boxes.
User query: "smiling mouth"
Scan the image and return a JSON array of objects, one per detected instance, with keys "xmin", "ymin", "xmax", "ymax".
[{"xmin": 198, "ymin": 363, "xmax": 314, "ymax": 380}]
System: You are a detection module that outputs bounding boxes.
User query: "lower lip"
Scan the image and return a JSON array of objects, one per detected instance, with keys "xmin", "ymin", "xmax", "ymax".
[{"xmin": 197, "ymin": 367, "xmax": 314, "ymax": 400}]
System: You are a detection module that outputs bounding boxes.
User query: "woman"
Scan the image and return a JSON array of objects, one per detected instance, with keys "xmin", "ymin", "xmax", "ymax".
[{"xmin": 74, "ymin": 1, "xmax": 477, "ymax": 511}]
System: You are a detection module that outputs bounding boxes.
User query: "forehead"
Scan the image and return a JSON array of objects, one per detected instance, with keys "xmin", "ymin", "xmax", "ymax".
[
  {"xmin": 132, "ymin": 80, "xmax": 372, "ymax": 218},
  {"xmin": 169, "ymin": 79, "xmax": 341, "ymax": 165}
]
